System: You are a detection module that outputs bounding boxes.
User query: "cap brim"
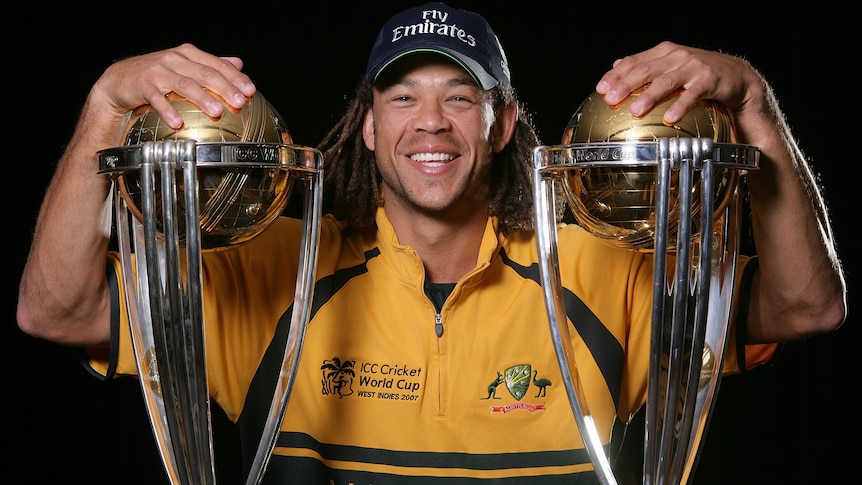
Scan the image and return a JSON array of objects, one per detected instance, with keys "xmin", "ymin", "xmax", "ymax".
[{"xmin": 370, "ymin": 47, "xmax": 497, "ymax": 90}]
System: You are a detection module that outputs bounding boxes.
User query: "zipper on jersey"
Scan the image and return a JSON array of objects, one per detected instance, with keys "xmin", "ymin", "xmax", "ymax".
[
  {"xmin": 433, "ymin": 309, "xmax": 444, "ymax": 417},
  {"xmin": 424, "ymin": 282, "xmax": 454, "ymax": 338}
]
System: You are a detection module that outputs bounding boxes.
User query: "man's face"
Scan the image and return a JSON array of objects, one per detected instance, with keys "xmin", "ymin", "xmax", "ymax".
[{"xmin": 363, "ymin": 55, "xmax": 511, "ymax": 221}]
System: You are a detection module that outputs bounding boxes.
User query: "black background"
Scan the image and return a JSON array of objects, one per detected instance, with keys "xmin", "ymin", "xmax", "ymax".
[{"xmin": 8, "ymin": 1, "xmax": 858, "ymax": 484}]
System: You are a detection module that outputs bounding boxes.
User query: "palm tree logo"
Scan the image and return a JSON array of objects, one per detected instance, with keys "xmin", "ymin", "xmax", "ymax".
[{"xmin": 320, "ymin": 357, "xmax": 356, "ymax": 398}]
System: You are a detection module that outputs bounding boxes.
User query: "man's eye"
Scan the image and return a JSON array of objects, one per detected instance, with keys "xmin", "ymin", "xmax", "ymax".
[{"xmin": 449, "ymin": 96, "xmax": 475, "ymax": 104}]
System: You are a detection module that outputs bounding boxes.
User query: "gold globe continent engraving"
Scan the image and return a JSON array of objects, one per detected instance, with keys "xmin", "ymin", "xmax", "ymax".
[
  {"xmin": 561, "ymin": 85, "xmax": 738, "ymax": 251},
  {"xmin": 118, "ymin": 91, "xmax": 295, "ymax": 250}
]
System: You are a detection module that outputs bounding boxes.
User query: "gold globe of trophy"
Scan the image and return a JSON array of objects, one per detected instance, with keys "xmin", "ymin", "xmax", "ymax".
[
  {"xmin": 98, "ymin": 91, "xmax": 324, "ymax": 485},
  {"xmin": 532, "ymin": 85, "xmax": 758, "ymax": 485}
]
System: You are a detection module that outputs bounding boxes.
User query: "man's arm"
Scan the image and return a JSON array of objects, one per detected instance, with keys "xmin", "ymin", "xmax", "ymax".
[
  {"xmin": 17, "ymin": 43, "xmax": 257, "ymax": 347},
  {"xmin": 595, "ymin": 41, "xmax": 847, "ymax": 343}
]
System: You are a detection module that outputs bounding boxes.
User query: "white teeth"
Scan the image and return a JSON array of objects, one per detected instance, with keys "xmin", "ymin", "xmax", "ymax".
[{"xmin": 410, "ymin": 153, "xmax": 454, "ymax": 163}]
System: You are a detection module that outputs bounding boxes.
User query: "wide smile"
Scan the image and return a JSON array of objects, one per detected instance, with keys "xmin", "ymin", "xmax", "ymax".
[{"xmin": 409, "ymin": 152, "xmax": 456, "ymax": 167}]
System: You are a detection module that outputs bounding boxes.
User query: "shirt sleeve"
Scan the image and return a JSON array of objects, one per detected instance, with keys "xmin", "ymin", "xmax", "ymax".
[
  {"xmin": 84, "ymin": 253, "xmax": 138, "ymax": 379},
  {"xmin": 722, "ymin": 256, "xmax": 779, "ymax": 374}
]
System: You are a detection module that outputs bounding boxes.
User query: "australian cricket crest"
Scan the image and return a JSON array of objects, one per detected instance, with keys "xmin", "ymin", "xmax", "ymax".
[
  {"xmin": 484, "ymin": 364, "xmax": 549, "ymax": 414},
  {"xmin": 504, "ymin": 364, "xmax": 532, "ymax": 400}
]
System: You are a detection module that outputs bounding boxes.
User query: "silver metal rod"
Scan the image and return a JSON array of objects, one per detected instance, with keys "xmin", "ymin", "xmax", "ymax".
[
  {"xmin": 245, "ymin": 147, "xmax": 324, "ymax": 485},
  {"xmin": 645, "ymin": 139, "xmax": 672, "ymax": 484},
  {"xmin": 533, "ymin": 147, "xmax": 618, "ymax": 485}
]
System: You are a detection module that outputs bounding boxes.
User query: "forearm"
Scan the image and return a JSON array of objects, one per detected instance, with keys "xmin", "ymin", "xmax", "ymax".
[
  {"xmin": 737, "ymin": 80, "xmax": 847, "ymax": 342},
  {"xmin": 18, "ymin": 44, "xmax": 257, "ymax": 347},
  {"xmin": 17, "ymin": 93, "xmax": 124, "ymax": 346}
]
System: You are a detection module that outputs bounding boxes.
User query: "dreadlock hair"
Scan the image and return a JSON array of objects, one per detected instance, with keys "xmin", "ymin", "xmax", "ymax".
[{"xmin": 317, "ymin": 76, "xmax": 542, "ymax": 237}]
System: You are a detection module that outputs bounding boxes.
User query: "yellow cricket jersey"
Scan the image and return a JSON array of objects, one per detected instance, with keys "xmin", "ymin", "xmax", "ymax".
[{"xmin": 90, "ymin": 207, "xmax": 775, "ymax": 483}]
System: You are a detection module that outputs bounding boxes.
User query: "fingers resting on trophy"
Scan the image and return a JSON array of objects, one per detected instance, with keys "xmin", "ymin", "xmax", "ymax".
[
  {"xmin": 595, "ymin": 40, "xmax": 760, "ymax": 125},
  {"xmin": 95, "ymin": 43, "xmax": 257, "ymax": 130}
]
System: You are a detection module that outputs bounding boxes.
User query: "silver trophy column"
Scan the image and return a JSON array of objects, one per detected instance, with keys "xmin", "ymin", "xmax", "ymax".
[
  {"xmin": 98, "ymin": 91, "xmax": 323, "ymax": 485},
  {"xmin": 533, "ymin": 88, "xmax": 759, "ymax": 484}
]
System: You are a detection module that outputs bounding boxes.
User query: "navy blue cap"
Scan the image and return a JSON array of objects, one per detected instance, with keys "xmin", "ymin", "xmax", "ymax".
[{"xmin": 365, "ymin": 2, "xmax": 511, "ymax": 90}]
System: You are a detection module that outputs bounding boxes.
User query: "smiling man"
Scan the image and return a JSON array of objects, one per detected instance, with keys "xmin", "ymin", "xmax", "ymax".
[{"xmin": 17, "ymin": 2, "xmax": 846, "ymax": 483}]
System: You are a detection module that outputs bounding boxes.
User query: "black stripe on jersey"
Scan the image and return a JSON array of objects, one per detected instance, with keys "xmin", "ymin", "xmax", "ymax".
[
  {"xmin": 734, "ymin": 255, "xmax": 759, "ymax": 371},
  {"xmin": 499, "ymin": 248, "xmax": 624, "ymax": 409},
  {"xmin": 84, "ymin": 262, "xmax": 121, "ymax": 380},
  {"xmin": 238, "ymin": 247, "xmax": 382, "ymax": 480},
  {"xmin": 264, "ymin": 431, "xmax": 601, "ymax": 484}
]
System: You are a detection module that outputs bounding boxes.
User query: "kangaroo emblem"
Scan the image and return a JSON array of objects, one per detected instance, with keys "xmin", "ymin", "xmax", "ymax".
[{"xmin": 481, "ymin": 371, "xmax": 504, "ymax": 400}]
